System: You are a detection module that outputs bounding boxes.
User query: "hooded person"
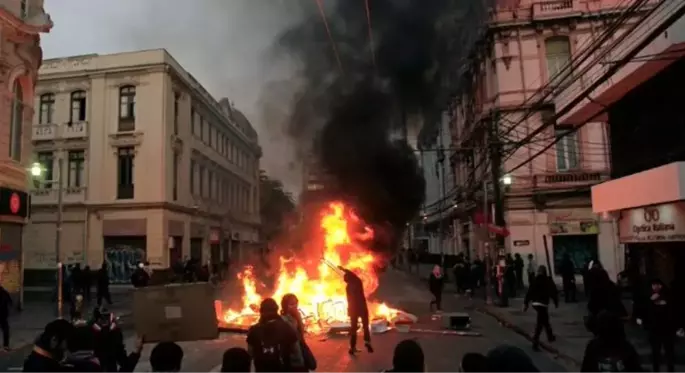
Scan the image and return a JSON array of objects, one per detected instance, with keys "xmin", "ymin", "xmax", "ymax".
[
  {"xmin": 428, "ymin": 265, "xmax": 445, "ymax": 312},
  {"xmin": 246, "ymin": 298, "xmax": 298, "ymax": 372},
  {"xmin": 523, "ymin": 265, "xmax": 558, "ymax": 351},
  {"xmin": 646, "ymin": 278, "xmax": 675, "ymax": 372},
  {"xmin": 23, "ymin": 319, "xmax": 74, "ymax": 372},
  {"xmin": 580, "ymin": 310, "xmax": 642, "ymax": 372},
  {"xmin": 587, "ymin": 269, "xmax": 626, "ymax": 334},
  {"xmin": 384, "ymin": 339, "xmax": 425, "ymax": 372},
  {"xmin": 486, "ymin": 345, "xmax": 539, "ymax": 372},
  {"xmin": 338, "ymin": 265, "xmax": 373, "ymax": 354}
]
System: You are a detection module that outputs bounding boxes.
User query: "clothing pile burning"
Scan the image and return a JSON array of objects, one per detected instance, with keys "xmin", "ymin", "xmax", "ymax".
[{"xmin": 215, "ymin": 202, "xmax": 417, "ymax": 335}]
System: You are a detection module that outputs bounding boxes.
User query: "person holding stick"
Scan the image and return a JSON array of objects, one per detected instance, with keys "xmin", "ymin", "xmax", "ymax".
[{"xmin": 329, "ymin": 261, "xmax": 374, "ymax": 355}]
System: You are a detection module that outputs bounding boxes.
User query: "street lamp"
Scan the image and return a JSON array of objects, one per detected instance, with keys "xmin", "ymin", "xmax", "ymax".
[
  {"xmin": 501, "ymin": 174, "xmax": 512, "ymax": 186},
  {"xmin": 30, "ymin": 158, "xmax": 65, "ymax": 318}
]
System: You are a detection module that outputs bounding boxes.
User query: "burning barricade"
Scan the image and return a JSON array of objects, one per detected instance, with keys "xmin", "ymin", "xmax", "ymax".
[{"xmin": 216, "ymin": 202, "xmax": 417, "ymax": 335}]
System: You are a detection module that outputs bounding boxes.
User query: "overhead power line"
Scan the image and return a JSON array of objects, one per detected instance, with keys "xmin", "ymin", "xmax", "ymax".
[{"xmin": 314, "ymin": 0, "xmax": 344, "ymax": 74}]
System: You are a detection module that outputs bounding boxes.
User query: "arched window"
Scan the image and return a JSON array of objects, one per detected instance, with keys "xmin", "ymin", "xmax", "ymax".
[
  {"xmin": 545, "ymin": 36, "xmax": 572, "ymax": 81},
  {"xmin": 39, "ymin": 93, "xmax": 55, "ymax": 124},
  {"xmin": 9, "ymin": 80, "xmax": 24, "ymax": 161},
  {"xmin": 70, "ymin": 90, "xmax": 87, "ymax": 122}
]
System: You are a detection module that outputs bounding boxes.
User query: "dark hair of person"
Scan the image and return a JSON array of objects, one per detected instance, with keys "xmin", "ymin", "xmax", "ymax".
[
  {"xmin": 150, "ymin": 341, "xmax": 184, "ymax": 372},
  {"xmin": 258, "ymin": 298, "xmax": 279, "ymax": 322},
  {"xmin": 461, "ymin": 352, "xmax": 488, "ymax": 372},
  {"xmin": 392, "ymin": 339, "xmax": 425, "ymax": 372},
  {"xmin": 280, "ymin": 293, "xmax": 305, "ymax": 335},
  {"xmin": 221, "ymin": 347, "xmax": 252, "ymax": 372}
]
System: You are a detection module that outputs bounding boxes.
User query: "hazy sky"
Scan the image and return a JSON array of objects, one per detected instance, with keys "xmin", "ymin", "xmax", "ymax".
[{"xmin": 41, "ymin": 0, "xmax": 307, "ymax": 194}]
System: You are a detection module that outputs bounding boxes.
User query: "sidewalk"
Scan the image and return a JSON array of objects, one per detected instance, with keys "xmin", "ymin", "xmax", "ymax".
[
  {"xmin": 475, "ymin": 292, "xmax": 685, "ymax": 370},
  {"xmin": 7, "ymin": 292, "xmax": 133, "ymax": 350}
]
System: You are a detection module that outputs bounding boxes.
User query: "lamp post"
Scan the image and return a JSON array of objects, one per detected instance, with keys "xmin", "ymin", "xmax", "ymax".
[
  {"xmin": 31, "ymin": 158, "xmax": 65, "ymax": 318},
  {"xmin": 481, "ymin": 174, "xmax": 512, "ymax": 305}
]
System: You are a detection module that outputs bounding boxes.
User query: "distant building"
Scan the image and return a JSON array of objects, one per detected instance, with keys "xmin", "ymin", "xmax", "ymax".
[
  {"xmin": 0, "ymin": 0, "xmax": 52, "ymax": 296},
  {"xmin": 26, "ymin": 49, "xmax": 261, "ymax": 284}
]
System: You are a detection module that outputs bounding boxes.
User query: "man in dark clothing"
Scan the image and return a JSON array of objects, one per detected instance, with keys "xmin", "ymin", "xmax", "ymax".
[
  {"xmin": 96, "ymin": 263, "xmax": 112, "ymax": 306},
  {"xmin": 559, "ymin": 254, "xmax": 577, "ymax": 303},
  {"xmin": 246, "ymin": 298, "xmax": 298, "ymax": 372},
  {"xmin": 524, "ymin": 265, "xmax": 558, "ymax": 351},
  {"xmin": 71, "ymin": 263, "xmax": 84, "ymax": 297},
  {"xmin": 82, "ymin": 266, "xmax": 92, "ymax": 302},
  {"xmin": 91, "ymin": 308, "xmax": 142, "ymax": 372},
  {"xmin": 513, "ymin": 253, "xmax": 525, "ymax": 290},
  {"xmin": 505, "ymin": 254, "xmax": 517, "ymax": 298},
  {"xmin": 339, "ymin": 266, "xmax": 374, "ymax": 354},
  {"xmin": 581, "ymin": 310, "xmax": 642, "ymax": 372},
  {"xmin": 23, "ymin": 319, "xmax": 74, "ymax": 372},
  {"xmin": 131, "ymin": 263, "xmax": 150, "ymax": 288},
  {"xmin": 646, "ymin": 279, "xmax": 675, "ymax": 372},
  {"xmin": 150, "ymin": 341, "xmax": 183, "ymax": 372},
  {"xmin": 60, "ymin": 325, "xmax": 102, "ymax": 372},
  {"xmin": 587, "ymin": 269, "xmax": 626, "ymax": 335},
  {"xmin": 0, "ymin": 284, "xmax": 12, "ymax": 350}
]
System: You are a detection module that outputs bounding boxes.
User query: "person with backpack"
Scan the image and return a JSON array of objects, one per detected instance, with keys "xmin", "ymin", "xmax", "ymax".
[
  {"xmin": 90, "ymin": 308, "xmax": 143, "ymax": 372},
  {"xmin": 246, "ymin": 298, "xmax": 298, "ymax": 372},
  {"xmin": 581, "ymin": 310, "xmax": 643, "ymax": 372},
  {"xmin": 338, "ymin": 266, "xmax": 374, "ymax": 355}
]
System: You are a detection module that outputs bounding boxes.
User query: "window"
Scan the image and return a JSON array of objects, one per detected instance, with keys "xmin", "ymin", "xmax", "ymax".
[
  {"xmin": 39, "ymin": 93, "xmax": 55, "ymax": 124},
  {"xmin": 199, "ymin": 118, "xmax": 206, "ymax": 142},
  {"xmin": 190, "ymin": 159, "xmax": 197, "ymax": 195},
  {"xmin": 67, "ymin": 150, "xmax": 85, "ymax": 188},
  {"xmin": 208, "ymin": 170, "xmax": 215, "ymax": 200},
  {"xmin": 555, "ymin": 128, "xmax": 579, "ymax": 171},
  {"xmin": 70, "ymin": 91, "xmax": 87, "ymax": 123},
  {"xmin": 209, "ymin": 125, "xmax": 214, "ymax": 147},
  {"xmin": 199, "ymin": 165, "xmax": 206, "ymax": 197},
  {"xmin": 9, "ymin": 80, "xmax": 23, "ymax": 161},
  {"xmin": 172, "ymin": 152, "xmax": 179, "ymax": 200},
  {"xmin": 37, "ymin": 151, "xmax": 54, "ymax": 189},
  {"xmin": 173, "ymin": 93, "xmax": 179, "ymax": 136},
  {"xmin": 117, "ymin": 147, "xmax": 135, "ymax": 199},
  {"xmin": 545, "ymin": 36, "xmax": 572, "ymax": 82},
  {"xmin": 118, "ymin": 86, "xmax": 136, "ymax": 130},
  {"xmin": 190, "ymin": 108, "xmax": 196, "ymax": 136}
]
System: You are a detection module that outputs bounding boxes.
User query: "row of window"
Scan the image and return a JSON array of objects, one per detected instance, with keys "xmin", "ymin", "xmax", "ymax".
[
  {"xmin": 190, "ymin": 108, "xmax": 254, "ymax": 174},
  {"xmin": 190, "ymin": 159, "xmax": 253, "ymax": 214},
  {"xmin": 38, "ymin": 86, "xmax": 136, "ymax": 132}
]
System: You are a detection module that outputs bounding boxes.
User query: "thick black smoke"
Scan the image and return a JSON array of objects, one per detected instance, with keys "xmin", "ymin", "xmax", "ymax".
[{"xmin": 274, "ymin": 0, "xmax": 455, "ymax": 249}]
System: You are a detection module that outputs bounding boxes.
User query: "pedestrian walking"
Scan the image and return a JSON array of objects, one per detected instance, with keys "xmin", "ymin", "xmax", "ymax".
[
  {"xmin": 514, "ymin": 253, "xmax": 524, "ymax": 290},
  {"xmin": 523, "ymin": 265, "xmax": 558, "ymax": 351},
  {"xmin": 0, "ymin": 284, "xmax": 11, "ymax": 351},
  {"xmin": 428, "ymin": 265, "xmax": 444, "ymax": 312},
  {"xmin": 559, "ymin": 253, "xmax": 577, "ymax": 303},
  {"xmin": 646, "ymin": 279, "xmax": 675, "ymax": 372}
]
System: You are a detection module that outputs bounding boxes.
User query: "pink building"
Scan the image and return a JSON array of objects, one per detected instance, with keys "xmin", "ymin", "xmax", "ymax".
[{"xmin": 450, "ymin": 0, "xmax": 659, "ymax": 281}]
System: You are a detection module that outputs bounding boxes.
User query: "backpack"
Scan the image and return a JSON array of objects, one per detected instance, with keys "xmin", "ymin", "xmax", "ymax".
[{"xmin": 254, "ymin": 323, "xmax": 285, "ymax": 370}]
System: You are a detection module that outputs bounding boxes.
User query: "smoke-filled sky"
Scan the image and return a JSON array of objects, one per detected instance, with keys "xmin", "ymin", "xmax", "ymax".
[{"xmin": 41, "ymin": 0, "xmax": 312, "ymax": 194}]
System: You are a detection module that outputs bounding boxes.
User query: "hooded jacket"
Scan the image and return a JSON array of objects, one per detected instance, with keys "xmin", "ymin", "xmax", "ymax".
[
  {"xmin": 524, "ymin": 274, "xmax": 559, "ymax": 308},
  {"xmin": 342, "ymin": 269, "xmax": 368, "ymax": 313}
]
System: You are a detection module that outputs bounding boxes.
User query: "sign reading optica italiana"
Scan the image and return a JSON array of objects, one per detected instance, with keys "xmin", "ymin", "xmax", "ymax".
[{"xmin": 619, "ymin": 201, "xmax": 685, "ymax": 242}]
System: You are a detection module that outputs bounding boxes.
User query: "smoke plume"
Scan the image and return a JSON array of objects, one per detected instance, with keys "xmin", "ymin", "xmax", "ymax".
[{"xmin": 273, "ymin": 0, "xmax": 453, "ymax": 247}]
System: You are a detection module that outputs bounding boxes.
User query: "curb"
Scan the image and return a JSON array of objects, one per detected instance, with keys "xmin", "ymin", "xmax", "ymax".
[{"xmin": 475, "ymin": 306, "xmax": 581, "ymax": 369}]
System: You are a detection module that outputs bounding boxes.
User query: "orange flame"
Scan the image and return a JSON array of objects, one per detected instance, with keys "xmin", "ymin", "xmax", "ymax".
[{"xmin": 221, "ymin": 202, "xmax": 399, "ymax": 331}]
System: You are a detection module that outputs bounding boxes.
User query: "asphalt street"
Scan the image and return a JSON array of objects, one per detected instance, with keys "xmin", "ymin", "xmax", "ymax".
[{"xmin": 0, "ymin": 271, "xmax": 570, "ymax": 371}]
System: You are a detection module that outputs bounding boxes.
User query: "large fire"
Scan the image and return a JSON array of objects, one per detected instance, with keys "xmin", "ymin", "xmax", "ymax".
[{"xmin": 220, "ymin": 202, "xmax": 403, "ymax": 332}]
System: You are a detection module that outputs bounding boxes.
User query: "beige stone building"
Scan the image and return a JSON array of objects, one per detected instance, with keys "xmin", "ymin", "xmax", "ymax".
[
  {"xmin": 0, "ymin": 0, "xmax": 51, "ymax": 295},
  {"xmin": 24, "ymin": 49, "xmax": 261, "ymax": 284}
]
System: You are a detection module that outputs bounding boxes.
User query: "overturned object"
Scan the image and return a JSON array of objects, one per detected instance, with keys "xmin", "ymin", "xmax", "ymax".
[{"xmin": 441, "ymin": 312, "xmax": 472, "ymax": 330}]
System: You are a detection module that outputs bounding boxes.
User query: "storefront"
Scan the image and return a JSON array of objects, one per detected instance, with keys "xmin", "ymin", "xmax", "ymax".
[
  {"xmin": 548, "ymin": 209, "xmax": 601, "ymax": 276},
  {"xmin": 593, "ymin": 162, "xmax": 685, "ymax": 285},
  {"xmin": 0, "ymin": 187, "xmax": 29, "ymax": 303}
]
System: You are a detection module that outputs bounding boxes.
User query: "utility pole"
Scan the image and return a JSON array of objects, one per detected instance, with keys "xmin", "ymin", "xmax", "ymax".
[
  {"xmin": 55, "ymin": 156, "xmax": 64, "ymax": 318},
  {"xmin": 437, "ymin": 121, "xmax": 447, "ymax": 267},
  {"xmin": 488, "ymin": 110, "xmax": 506, "ymax": 249},
  {"xmin": 481, "ymin": 179, "xmax": 492, "ymax": 305}
]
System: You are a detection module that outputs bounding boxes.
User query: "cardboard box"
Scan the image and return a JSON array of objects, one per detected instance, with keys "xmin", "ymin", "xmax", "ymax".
[{"xmin": 133, "ymin": 283, "xmax": 219, "ymax": 343}]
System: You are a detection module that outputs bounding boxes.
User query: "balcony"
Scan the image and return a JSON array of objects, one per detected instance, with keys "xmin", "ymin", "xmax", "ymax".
[
  {"xmin": 508, "ymin": 170, "xmax": 610, "ymax": 192},
  {"xmin": 532, "ymin": 0, "xmax": 580, "ymax": 20},
  {"xmin": 30, "ymin": 187, "xmax": 87, "ymax": 205},
  {"xmin": 31, "ymin": 122, "xmax": 88, "ymax": 141}
]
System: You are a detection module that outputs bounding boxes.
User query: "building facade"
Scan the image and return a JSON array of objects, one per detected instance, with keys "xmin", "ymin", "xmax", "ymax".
[
  {"xmin": 449, "ymin": 0, "xmax": 659, "ymax": 282},
  {"xmin": 25, "ymin": 50, "xmax": 261, "ymax": 285},
  {"xmin": 0, "ymin": 0, "xmax": 51, "ymax": 296},
  {"xmin": 570, "ymin": 5, "xmax": 685, "ymax": 285}
]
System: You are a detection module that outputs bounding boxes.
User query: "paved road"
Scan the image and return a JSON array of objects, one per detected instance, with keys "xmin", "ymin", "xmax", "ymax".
[{"xmin": 0, "ymin": 271, "xmax": 570, "ymax": 371}]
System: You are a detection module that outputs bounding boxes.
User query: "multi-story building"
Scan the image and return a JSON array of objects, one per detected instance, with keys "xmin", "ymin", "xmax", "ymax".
[
  {"xmin": 24, "ymin": 49, "xmax": 261, "ymax": 285},
  {"xmin": 450, "ymin": 0, "xmax": 660, "ymax": 282},
  {"xmin": 0, "ymin": 0, "xmax": 51, "ymax": 296},
  {"xmin": 564, "ymin": 3, "xmax": 685, "ymax": 284}
]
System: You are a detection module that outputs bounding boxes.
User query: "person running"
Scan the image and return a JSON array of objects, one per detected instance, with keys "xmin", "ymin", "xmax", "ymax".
[
  {"xmin": 523, "ymin": 265, "xmax": 558, "ymax": 351},
  {"xmin": 428, "ymin": 265, "xmax": 445, "ymax": 312}
]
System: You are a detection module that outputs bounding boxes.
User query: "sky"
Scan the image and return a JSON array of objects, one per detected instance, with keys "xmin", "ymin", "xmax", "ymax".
[{"xmin": 40, "ymin": 0, "xmax": 308, "ymax": 194}]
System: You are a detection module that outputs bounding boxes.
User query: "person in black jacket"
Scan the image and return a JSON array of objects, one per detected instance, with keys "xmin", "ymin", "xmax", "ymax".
[
  {"xmin": 23, "ymin": 319, "xmax": 74, "ymax": 372},
  {"xmin": 91, "ymin": 308, "xmax": 143, "ymax": 372},
  {"xmin": 523, "ymin": 265, "xmax": 558, "ymax": 351},
  {"xmin": 559, "ymin": 254, "xmax": 577, "ymax": 303},
  {"xmin": 61, "ymin": 325, "xmax": 102, "ymax": 372},
  {"xmin": 428, "ymin": 265, "xmax": 444, "ymax": 312},
  {"xmin": 338, "ymin": 266, "xmax": 373, "ymax": 355},
  {"xmin": 96, "ymin": 263, "xmax": 112, "ymax": 306},
  {"xmin": 646, "ymin": 279, "xmax": 675, "ymax": 372},
  {"xmin": 581, "ymin": 310, "xmax": 642, "ymax": 372},
  {"xmin": 0, "ymin": 284, "xmax": 12, "ymax": 351}
]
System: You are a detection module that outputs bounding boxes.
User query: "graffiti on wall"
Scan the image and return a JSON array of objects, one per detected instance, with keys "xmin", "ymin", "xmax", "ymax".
[{"xmin": 105, "ymin": 245, "xmax": 145, "ymax": 284}]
